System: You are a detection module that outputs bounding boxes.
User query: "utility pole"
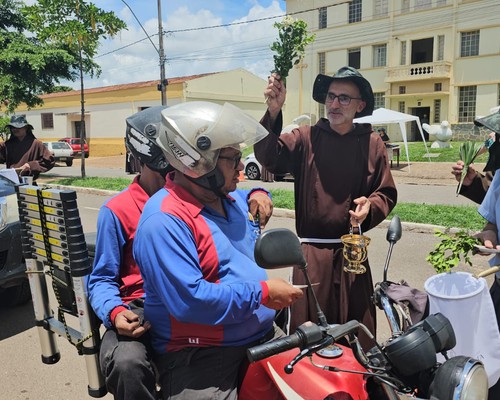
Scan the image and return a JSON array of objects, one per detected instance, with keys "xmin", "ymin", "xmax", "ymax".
[{"xmin": 157, "ymin": 0, "xmax": 167, "ymax": 105}]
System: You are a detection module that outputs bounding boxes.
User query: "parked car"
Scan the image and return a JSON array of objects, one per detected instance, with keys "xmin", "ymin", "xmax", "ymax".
[
  {"xmin": 243, "ymin": 153, "xmax": 291, "ymax": 181},
  {"xmin": 0, "ymin": 174, "xmax": 30, "ymax": 306},
  {"xmin": 58, "ymin": 137, "xmax": 89, "ymax": 158},
  {"xmin": 43, "ymin": 141, "xmax": 74, "ymax": 166}
]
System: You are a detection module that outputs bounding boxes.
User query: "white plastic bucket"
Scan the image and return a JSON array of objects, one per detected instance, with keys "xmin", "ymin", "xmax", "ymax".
[
  {"xmin": 424, "ymin": 271, "xmax": 500, "ymax": 387},
  {"xmin": 21, "ymin": 176, "xmax": 33, "ymax": 185}
]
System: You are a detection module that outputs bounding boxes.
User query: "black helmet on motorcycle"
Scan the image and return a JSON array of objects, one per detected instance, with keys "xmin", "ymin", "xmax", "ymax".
[
  {"xmin": 156, "ymin": 101, "xmax": 268, "ymax": 194},
  {"xmin": 125, "ymin": 106, "xmax": 171, "ymax": 174}
]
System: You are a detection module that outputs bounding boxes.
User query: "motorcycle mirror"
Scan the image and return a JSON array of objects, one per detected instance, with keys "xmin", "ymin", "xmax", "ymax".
[
  {"xmin": 386, "ymin": 215, "xmax": 402, "ymax": 244},
  {"xmin": 382, "ymin": 215, "xmax": 402, "ymax": 282},
  {"xmin": 254, "ymin": 228, "xmax": 306, "ymax": 270}
]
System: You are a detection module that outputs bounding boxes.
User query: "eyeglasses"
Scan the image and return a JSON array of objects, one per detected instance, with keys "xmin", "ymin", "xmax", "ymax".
[
  {"xmin": 218, "ymin": 154, "xmax": 242, "ymax": 169},
  {"xmin": 325, "ymin": 92, "xmax": 362, "ymax": 105}
]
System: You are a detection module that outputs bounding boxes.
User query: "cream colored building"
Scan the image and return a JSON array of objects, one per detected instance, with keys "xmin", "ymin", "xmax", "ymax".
[
  {"xmin": 283, "ymin": 0, "xmax": 500, "ymax": 141},
  {"xmin": 14, "ymin": 68, "xmax": 267, "ymax": 156}
]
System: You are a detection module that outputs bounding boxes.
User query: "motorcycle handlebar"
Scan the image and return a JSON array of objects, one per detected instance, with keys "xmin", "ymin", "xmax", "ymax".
[
  {"xmin": 247, "ymin": 321, "xmax": 362, "ymax": 363},
  {"xmin": 247, "ymin": 322, "xmax": 323, "ymax": 362},
  {"xmin": 247, "ymin": 334, "xmax": 302, "ymax": 362}
]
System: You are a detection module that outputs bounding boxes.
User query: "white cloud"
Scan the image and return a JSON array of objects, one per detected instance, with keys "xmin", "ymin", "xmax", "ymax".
[{"xmin": 79, "ymin": 1, "xmax": 285, "ymax": 89}]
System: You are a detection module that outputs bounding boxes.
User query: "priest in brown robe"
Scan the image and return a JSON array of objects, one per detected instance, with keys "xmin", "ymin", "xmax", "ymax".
[
  {"xmin": 255, "ymin": 66, "xmax": 397, "ymax": 349},
  {"xmin": 0, "ymin": 115, "xmax": 54, "ymax": 183}
]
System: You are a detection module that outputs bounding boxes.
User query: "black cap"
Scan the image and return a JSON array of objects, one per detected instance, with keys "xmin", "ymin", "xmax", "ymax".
[
  {"xmin": 7, "ymin": 115, "xmax": 34, "ymax": 130},
  {"xmin": 312, "ymin": 66, "xmax": 374, "ymax": 118}
]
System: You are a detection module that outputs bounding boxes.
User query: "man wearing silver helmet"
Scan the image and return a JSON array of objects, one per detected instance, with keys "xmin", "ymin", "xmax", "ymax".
[
  {"xmin": 88, "ymin": 106, "xmax": 172, "ymax": 400},
  {"xmin": 132, "ymin": 101, "xmax": 303, "ymax": 399},
  {"xmin": 255, "ymin": 67, "xmax": 398, "ymax": 350}
]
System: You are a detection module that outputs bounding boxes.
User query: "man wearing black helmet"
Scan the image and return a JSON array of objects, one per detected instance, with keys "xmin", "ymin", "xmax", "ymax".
[
  {"xmin": 255, "ymin": 66, "xmax": 398, "ymax": 349},
  {"xmin": 88, "ymin": 106, "xmax": 172, "ymax": 400}
]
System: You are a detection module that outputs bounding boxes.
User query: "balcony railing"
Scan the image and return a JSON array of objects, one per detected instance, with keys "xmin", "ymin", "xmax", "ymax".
[{"xmin": 386, "ymin": 62, "xmax": 452, "ymax": 82}]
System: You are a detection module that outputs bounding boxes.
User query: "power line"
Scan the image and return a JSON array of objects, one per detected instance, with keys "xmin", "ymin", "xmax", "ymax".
[
  {"xmin": 96, "ymin": 1, "xmax": 499, "ymax": 73},
  {"xmin": 119, "ymin": 0, "xmax": 159, "ymax": 54}
]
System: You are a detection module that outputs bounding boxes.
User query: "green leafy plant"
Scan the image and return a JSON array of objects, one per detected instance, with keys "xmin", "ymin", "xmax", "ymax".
[
  {"xmin": 456, "ymin": 141, "xmax": 484, "ymax": 196},
  {"xmin": 270, "ymin": 16, "xmax": 315, "ymax": 82},
  {"xmin": 426, "ymin": 229, "xmax": 480, "ymax": 273}
]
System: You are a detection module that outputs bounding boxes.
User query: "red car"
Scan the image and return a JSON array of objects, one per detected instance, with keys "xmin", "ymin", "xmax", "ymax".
[{"xmin": 58, "ymin": 138, "xmax": 89, "ymax": 158}]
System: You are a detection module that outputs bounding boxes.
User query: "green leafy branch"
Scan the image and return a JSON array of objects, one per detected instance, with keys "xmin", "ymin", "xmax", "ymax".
[
  {"xmin": 270, "ymin": 16, "xmax": 315, "ymax": 83},
  {"xmin": 456, "ymin": 141, "xmax": 483, "ymax": 196},
  {"xmin": 426, "ymin": 229, "xmax": 480, "ymax": 274}
]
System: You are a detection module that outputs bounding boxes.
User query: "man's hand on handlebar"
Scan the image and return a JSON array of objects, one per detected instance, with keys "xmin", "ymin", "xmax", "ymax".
[
  {"xmin": 114, "ymin": 309, "xmax": 151, "ymax": 338},
  {"xmin": 264, "ymin": 278, "xmax": 303, "ymax": 310}
]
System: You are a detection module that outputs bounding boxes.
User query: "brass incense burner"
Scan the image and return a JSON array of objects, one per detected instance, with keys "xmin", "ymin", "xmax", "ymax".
[{"xmin": 341, "ymin": 225, "xmax": 370, "ymax": 274}]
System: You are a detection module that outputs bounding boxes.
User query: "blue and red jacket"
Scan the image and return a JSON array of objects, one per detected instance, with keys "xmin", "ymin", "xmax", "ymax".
[
  {"xmin": 88, "ymin": 176, "xmax": 151, "ymax": 328},
  {"xmin": 133, "ymin": 176, "xmax": 274, "ymax": 353}
]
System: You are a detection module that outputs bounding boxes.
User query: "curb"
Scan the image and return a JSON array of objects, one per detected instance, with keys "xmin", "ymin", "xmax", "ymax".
[{"xmin": 42, "ymin": 183, "xmax": 456, "ymax": 236}]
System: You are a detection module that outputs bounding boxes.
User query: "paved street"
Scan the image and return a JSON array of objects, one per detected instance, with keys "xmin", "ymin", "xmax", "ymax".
[{"xmin": 0, "ymin": 157, "xmax": 494, "ymax": 399}]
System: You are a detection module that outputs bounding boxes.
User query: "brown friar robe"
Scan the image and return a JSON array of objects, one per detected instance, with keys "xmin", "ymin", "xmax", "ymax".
[
  {"xmin": 255, "ymin": 111, "xmax": 397, "ymax": 349},
  {"xmin": 0, "ymin": 132, "xmax": 55, "ymax": 181}
]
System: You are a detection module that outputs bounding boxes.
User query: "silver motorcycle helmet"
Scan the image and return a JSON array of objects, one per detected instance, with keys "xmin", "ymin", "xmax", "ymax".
[
  {"xmin": 156, "ymin": 101, "xmax": 269, "ymax": 192},
  {"xmin": 125, "ymin": 106, "xmax": 171, "ymax": 175}
]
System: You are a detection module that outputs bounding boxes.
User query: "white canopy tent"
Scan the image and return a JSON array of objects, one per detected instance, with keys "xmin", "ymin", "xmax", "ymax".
[{"xmin": 354, "ymin": 108, "xmax": 431, "ymax": 170}]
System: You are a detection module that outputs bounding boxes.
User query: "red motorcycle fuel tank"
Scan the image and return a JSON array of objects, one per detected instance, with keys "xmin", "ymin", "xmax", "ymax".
[{"xmin": 239, "ymin": 344, "xmax": 369, "ymax": 400}]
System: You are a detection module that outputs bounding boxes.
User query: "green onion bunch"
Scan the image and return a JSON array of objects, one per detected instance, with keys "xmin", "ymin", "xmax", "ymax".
[{"xmin": 456, "ymin": 141, "xmax": 483, "ymax": 196}]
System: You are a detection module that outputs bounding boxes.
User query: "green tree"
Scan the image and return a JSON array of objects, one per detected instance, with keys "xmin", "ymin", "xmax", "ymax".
[
  {"xmin": 48, "ymin": 85, "xmax": 75, "ymax": 93},
  {"xmin": 0, "ymin": 115, "xmax": 10, "ymax": 140},
  {"xmin": 24, "ymin": 0, "xmax": 127, "ymax": 178},
  {"xmin": 0, "ymin": 0, "xmax": 76, "ymax": 113}
]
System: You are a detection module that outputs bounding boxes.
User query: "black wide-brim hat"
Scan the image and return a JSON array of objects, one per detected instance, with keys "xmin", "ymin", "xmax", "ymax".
[
  {"xmin": 474, "ymin": 109, "xmax": 500, "ymax": 134},
  {"xmin": 7, "ymin": 114, "xmax": 34, "ymax": 130},
  {"xmin": 312, "ymin": 66, "xmax": 374, "ymax": 118}
]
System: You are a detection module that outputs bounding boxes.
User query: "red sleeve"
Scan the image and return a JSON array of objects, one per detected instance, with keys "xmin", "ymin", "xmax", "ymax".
[{"xmin": 260, "ymin": 281, "xmax": 269, "ymax": 305}]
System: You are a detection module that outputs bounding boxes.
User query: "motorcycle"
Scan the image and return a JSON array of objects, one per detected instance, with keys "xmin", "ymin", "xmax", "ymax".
[
  {"xmin": 239, "ymin": 216, "xmax": 489, "ymax": 400},
  {"xmin": 16, "ymin": 181, "xmax": 490, "ymax": 399}
]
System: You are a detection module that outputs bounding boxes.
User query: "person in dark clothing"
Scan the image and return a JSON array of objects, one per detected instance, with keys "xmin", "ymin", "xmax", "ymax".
[
  {"xmin": 255, "ymin": 66, "xmax": 397, "ymax": 349},
  {"xmin": 0, "ymin": 115, "xmax": 54, "ymax": 182},
  {"xmin": 451, "ymin": 110, "xmax": 500, "ymax": 203},
  {"xmin": 378, "ymin": 127, "xmax": 390, "ymax": 143}
]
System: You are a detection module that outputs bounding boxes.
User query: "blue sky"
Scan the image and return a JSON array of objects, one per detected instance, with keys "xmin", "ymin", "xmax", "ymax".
[{"xmin": 72, "ymin": 1, "xmax": 287, "ymax": 88}]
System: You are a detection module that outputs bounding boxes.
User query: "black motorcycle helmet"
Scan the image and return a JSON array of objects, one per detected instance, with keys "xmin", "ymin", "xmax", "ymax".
[{"xmin": 125, "ymin": 106, "xmax": 172, "ymax": 176}]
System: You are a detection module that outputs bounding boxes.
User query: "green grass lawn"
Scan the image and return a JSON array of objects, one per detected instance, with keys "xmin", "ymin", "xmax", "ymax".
[{"xmin": 397, "ymin": 141, "xmax": 488, "ymax": 163}]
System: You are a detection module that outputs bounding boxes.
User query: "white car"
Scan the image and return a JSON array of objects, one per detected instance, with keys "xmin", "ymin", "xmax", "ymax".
[
  {"xmin": 243, "ymin": 153, "xmax": 290, "ymax": 181},
  {"xmin": 43, "ymin": 142, "xmax": 74, "ymax": 166}
]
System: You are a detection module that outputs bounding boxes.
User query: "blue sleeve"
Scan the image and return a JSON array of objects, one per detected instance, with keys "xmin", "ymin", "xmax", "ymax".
[
  {"xmin": 87, "ymin": 205, "xmax": 128, "ymax": 328},
  {"xmin": 133, "ymin": 212, "xmax": 264, "ymax": 325}
]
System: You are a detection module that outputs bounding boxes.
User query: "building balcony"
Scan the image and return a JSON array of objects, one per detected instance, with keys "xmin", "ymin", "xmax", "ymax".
[{"xmin": 385, "ymin": 62, "xmax": 452, "ymax": 83}]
